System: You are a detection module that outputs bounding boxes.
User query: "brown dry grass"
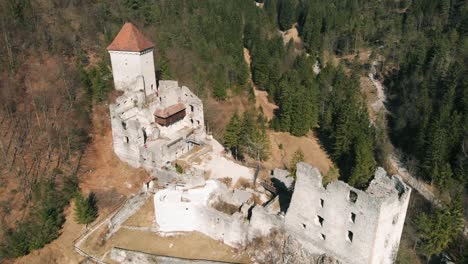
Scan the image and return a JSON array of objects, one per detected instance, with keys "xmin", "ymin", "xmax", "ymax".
[
  {"xmin": 234, "ymin": 177, "xmax": 254, "ymax": 190},
  {"xmin": 79, "ymin": 104, "xmax": 149, "ymax": 200},
  {"xmin": 123, "ymin": 198, "xmax": 155, "ymax": 228},
  {"xmin": 82, "ymin": 227, "xmax": 250, "ymax": 263},
  {"xmin": 360, "ymin": 76, "xmax": 380, "ymax": 122},
  {"xmin": 264, "ymin": 131, "xmax": 333, "ymax": 175},
  {"xmin": 204, "ymin": 95, "xmax": 250, "ymax": 138},
  {"xmin": 254, "ymin": 89, "xmax": 278, "ymax": 121},
  {"xmin": 212, "ymin": 200, "xmax": 239, "ymax": 215},
  {"xmin": 219, "ymin": 177, "xmax": 233, "ymax": 188},
  {"xmin": 243, "ymin": 48, "xmax": 278, "ymax": 121}
]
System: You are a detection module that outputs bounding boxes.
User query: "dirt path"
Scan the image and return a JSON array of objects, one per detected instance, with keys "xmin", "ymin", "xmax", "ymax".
[
  {"xmin": 243, "ymin": 48, "xmax": 278, "ymax": 121},
  {"xmin": 368, "ymin": 62, "xmax": 387, "ymax": 113},
  {"xmin": 364, "ymin": 65, "xmax": 445, "ymax": 210}
]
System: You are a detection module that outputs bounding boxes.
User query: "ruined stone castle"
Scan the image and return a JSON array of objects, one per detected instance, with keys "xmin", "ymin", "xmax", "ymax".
[
  {"xmin": 107, "ymin": 23, "xmax": 206, "ymax": 169},
  {"xmin": 107, "ymin": 23, "xmax": 411, "ymax": 264}
]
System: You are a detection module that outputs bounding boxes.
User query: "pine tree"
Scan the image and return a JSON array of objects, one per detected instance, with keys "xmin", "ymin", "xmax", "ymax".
[
  {"xmin": 212, "ymin": 79, "xmax": 227, "ymax": 100},
  {"xmin": 75, "ymin": 192, "xmax": 98, "ymax": 226},
  {"xmin": 278, "ymin": 0, "xmax": 296, "ymax": 31},
  {"xmin": 290, "ymin": 148, "xmax": 305, "ymax": 178},
  {"xmin": 416, "ymin": 197, "xmax": 464, "ymax": 260},
  {"xmin": 224, "ymin": 112, "xmax": 241, "ymax": 158},
  {"xmin": 348, "ymin": 135, "xmax": 376, "ymax": 188}
]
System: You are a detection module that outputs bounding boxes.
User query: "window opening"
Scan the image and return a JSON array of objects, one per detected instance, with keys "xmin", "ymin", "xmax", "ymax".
[
  {"xmin": 142, "ymin": 128, "xmax": 148, "ymax": 144},
  {"xmin": 349, "ymin": 190, "xmax": 358, "ymax": 203},
  {"xmin": 350, "ymin": 212, "xmax": 356, "ymax": 223},
  {"xmin": 315, "ymin": 215, "xmax": 324, "ymax": 227},
  {"xmin": 347, "ymin": 231, "xmax": 354, "ymax": 242}
]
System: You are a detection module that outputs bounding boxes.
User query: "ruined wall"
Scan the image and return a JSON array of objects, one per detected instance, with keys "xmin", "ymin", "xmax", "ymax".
[
  {"xmin": 109, "ymin": 80, "xmax": 206, "ymax": 169},
  {"xmin": 109, "ymin": 109, "xmax": 143, "ymax": 168},
  {"xmin": 154, "ymin": 180, "xmax": 249, "ymax": 247},
  {"xmin": 107, "ymin": 189, "xmax": 148, "ymax": 238},
  {"xmin": 369, "ymin": 171, "xmax": 411, "ymax": 263},
  {"xmin": 285, "ymin": 163, "xmax": 411, "ymax": 264}
]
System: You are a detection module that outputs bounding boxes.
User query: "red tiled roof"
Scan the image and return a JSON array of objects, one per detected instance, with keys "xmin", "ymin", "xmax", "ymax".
[
  {"xmin": 154, "ymin": 103, "xmax": 186, "ymax": 118},
  {"xmin": 107, "ymin": 22, "xmax": 154, "ymax": 52}
]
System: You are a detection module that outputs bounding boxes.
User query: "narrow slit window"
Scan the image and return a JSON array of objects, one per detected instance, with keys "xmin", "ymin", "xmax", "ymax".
[
  {"xmin": 349, "ymin": 190, "xmax": 358, "ymax": 203},
  {"xmin": 350, "ymin": 212, "xmax": 356, "ymax": 223},
  {"xmin": 302, "ymin": 223, "xmax": 306, "ymax": 229},
  {"xmin": 125, "ymin": 136, "xmax": 129, "ymax": 143},
  {"xmin": 320, "ymin": 199, "xmax": 324, "ymax": 208},
  {"xmin": 315, "ymin": 215, "xmax": 324, "ymax": 227},
  {"xmin": 320, "ymin": 233, "xmax": 326, "ymax": 240},
  {"xmin": 347, "ymin": 231, "xmax": 354, "ymax": 242}
]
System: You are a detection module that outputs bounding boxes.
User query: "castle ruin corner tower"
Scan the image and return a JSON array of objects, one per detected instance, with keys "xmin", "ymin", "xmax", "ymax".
[{"xmin": 107, "ymin": 22, "xmax": 157, "ymax": 96}]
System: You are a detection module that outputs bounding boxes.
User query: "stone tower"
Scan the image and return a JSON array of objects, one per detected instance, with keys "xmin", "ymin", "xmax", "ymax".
[
  {"xmin": 107, "ymin": 22, "xmax": 157, "ymax": 96},
  {"xmin": 285, "ymin": 163, "xmax": 411, "ymax": 264}
]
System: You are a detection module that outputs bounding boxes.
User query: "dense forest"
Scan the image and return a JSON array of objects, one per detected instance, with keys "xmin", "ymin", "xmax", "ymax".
[{"xmin": 0, "ymin": 0, "xmax": 466, "ymax": 262}]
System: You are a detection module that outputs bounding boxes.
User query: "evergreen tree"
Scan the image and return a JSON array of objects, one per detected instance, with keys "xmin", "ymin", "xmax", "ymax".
[
  {"xmin": 212, "ymin": 79, "xmax": 227, "ymax": 100},
  {"xmin": 415, "ymin": 197, "xmax": 464, "ymax": 260},
  {"xmin": 278, "ymin": 0, "xmax": 296, "ymax": 31},
  {"xmin": 290, "ymin": 148, "xmax": 305, "ymax": 177},
  {"xmin": 224, "ymin": 112, "xmax": 242, "ymax": 159},
  {"xmin": 75, "ymin": 192, "xmax": 98, "ymax": 226},
  {"xmin": 236, "ymin": 110, "xmax": 271, "ymax": 161},
  {"xmin": 348, "ymin": 135, "xmax": 376, "ymax": 188}
]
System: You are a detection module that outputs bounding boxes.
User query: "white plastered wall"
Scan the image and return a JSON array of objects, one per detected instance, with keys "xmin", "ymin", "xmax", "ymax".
[{"xmin": 109, "ymin": 49, "xmax": 157, "ymax": 95}]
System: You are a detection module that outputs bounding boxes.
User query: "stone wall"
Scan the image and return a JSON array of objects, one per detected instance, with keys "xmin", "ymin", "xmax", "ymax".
[
  {"xmin": 108, "ymin": 49, "xmax": 156, "ymax": 95},
  {"xmin": 109, "ymin": 79, "xmax": 206, "ymax": 170},
  {"xmin": 110, "ymin": 247, "xmax": 230, "ymax": 264},
  {"xmin": 154, "ymin": 180, "xmax": 250, "ymax": 247},
  {"xmin": 285, "ymin": 163, "xmax": 411, "ymax": 264},
  {"xmin": 107, "ymin": 189, "xmax": 148, "ymax": 238}
]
